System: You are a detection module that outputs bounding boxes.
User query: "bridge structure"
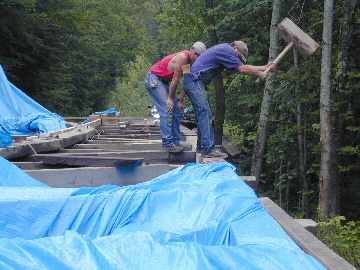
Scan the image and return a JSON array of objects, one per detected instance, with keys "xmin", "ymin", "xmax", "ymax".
[{"xmin": 0, "ymin": 115, "xmax": 356, "ymax": 270}]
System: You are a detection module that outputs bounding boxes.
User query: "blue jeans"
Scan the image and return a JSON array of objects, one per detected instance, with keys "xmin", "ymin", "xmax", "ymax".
[
  {"xmin": 145, "ymin": 72, "xmax": 182, "ymax": 146},
  {"xmin": 183, "ymin": 74, "xmax": 214, "ymax": 153}
]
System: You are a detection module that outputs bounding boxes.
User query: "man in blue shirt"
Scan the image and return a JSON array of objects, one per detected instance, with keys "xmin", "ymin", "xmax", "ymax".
[{"xmin": 172, "ymin": 41, "xmax": 275, "ymax": 158}]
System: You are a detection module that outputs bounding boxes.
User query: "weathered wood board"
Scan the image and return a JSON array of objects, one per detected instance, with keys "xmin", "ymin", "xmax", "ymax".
[{"xmin": 32, "ymin": 154, "xmax": 143, "ymax": 167}]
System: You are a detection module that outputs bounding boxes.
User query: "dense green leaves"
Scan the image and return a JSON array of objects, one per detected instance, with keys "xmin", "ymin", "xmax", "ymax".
[
  {"xmin": 318, "ymin": 216, "xmax": 360, "ymax": 268},
  {"xmin": 0, "ymin": 0, "xmax": 148, "ymax": 115}
]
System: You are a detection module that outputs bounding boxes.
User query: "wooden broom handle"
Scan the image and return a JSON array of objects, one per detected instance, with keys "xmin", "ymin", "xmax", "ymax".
[{"xmin": 259, "ymin": 41, "xmax": 294, "ymax": 79}]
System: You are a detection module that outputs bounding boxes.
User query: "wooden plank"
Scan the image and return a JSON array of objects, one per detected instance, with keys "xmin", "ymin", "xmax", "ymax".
[
  {"xmin": 295, "ymin": 219, "xmax": 318, "ymax": 235},
  {"xmin": 38, "ymin": 119, "xmax": 101, "ymax": 139},
  {"xmin": 55, "ymin": 150, "xmax": 196, "ymax": 164},
  {"xmin": 87, "ymin": 138, "xmax": 162, "ymax": 144},
  {"xmin": 64, "ymin": 117, "xmax": 87, "ymax": 121},
  {"xmin": 0, "ymin": 139, "xmax": 63, "ymax": 160},
  {"xmin": 64, "ymin": 144, "xmax": 192, "ymax": 153},
  {"xmin": 61, "ymin": 128, "xmax": 97, "ymax": 148},
  {"xmin": 99, "ymin": 134, "xmax": 161, "ymax": 140},
  {"xmin": 102, "ymin": 130, "xmax": 161, "ymax": 135},
  {"xmin": 241, "ymin": 176, "xmax": 257, "ymax": 190},
  {"xmin": 74, "ymin": 143, "xmax": 165, "ymax": 151},
  {"xmin": 261, "ymin": 197, "xmax": 356, "ymax": 270},
  {"xmin": 13, "ymin": 162, "xmax": 46, "ymax": 170},
  {"xmin": 12, "ymin": 135, "xmax": 35, "ymax": 143},
  {"xmin": 100, "ymin": 127, "xmax": 160, "ymax": 133},
  {"xmin": 0, "ymin": 144, "xmax": 33, "ymax": 160},
  {"xmin": 278, "ymin": 17, "xmax": 320, "ymax": 56},
  {"xmin": 25, "ymin": 166, "xmax": 257, "ymax": 189},
  {"xmin": 1, "ymin": 123, "xmax": 99, "ymax": 160},
  {"xmin": 32, "ymin": 154, "xmax": 143, "ymax": 167},
  {"xmin": 26, "ymin": 165, "xmax": 180, "ymax": 187},
  {"xmin": 31, "ymin": 139, "xmax": 63, "ymax": 153}
]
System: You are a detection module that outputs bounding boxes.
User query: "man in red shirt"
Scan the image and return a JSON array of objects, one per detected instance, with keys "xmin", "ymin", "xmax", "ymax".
[{"xmin": 145, "ymin": 42, "xmax": 206, "ymax": 153}]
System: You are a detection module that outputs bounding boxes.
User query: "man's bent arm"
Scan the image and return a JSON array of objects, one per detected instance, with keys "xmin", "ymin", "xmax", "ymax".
[
  {"xmin": 239, "ymin": 65, "xmax": 265, "ymax": 77},
  {"xmin": 168, "ymin": 70, "xmax": 182, "ymax": 99}
]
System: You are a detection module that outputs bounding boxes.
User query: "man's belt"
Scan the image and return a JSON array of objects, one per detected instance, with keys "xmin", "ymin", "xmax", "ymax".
[{"xmin": 182, "ymin": 64, "xmax": 191, "ymax": 74}]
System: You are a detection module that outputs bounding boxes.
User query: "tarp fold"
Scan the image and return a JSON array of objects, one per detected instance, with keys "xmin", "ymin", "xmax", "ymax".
[{"xmin": 0, "ymin": 158, "xmax": 326, "ymax": 270}]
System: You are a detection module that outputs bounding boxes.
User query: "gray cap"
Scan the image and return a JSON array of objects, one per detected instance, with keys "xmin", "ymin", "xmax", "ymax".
[
  {"xmin": 191, "ymin": 41, "xmax": 206, "ymax": 55},
  {"xmin": 233, "ymin": 40, "xmax": 248, "ymax": 63}
]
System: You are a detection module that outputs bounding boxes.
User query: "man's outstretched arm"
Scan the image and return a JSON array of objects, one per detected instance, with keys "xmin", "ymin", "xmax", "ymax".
[{"xmin": 239, "ymin": 63, "xmax": 275, "ymax": 77}]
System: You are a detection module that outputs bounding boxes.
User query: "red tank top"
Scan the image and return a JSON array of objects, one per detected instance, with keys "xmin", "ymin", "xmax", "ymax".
[{"xmin": 150, "ymin": 50, "xmax": 191, "ymax": 79}]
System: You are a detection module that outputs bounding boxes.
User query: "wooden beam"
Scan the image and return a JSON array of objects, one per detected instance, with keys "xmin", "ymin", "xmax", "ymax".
[
  {"xmin": 278, "ymin": 18, "xmax": 320, "ymax": 56},
  {"xmin": 99, "ymin": 134, "xmax": 161, "ymax": 140},
  {"xmin": 101, "ymin": 130, "xmax": 161, "ymax": 135},
  {"xmin": 1, "ymin": 124, "xmax": 98, "ymax": 160},
  {"xmin": 54, "ymin": 150, "xmax": 196, "ymax": 164},
  {"xmin": 32, "ymin": 154, "xmax": 143, "ymax": 167},
  {"xmin": 26, "ymin": 165, "xmax": 180, "ymax": 186},
  {"xmin": 73, "ymin": 143, "xmax": 164, "ymax": 151},
  {"xmin": 261, "ymin": 197, "xmax": 356, "ymax": 270},
  {"xmin": 13, "ymin": 162, "xmax": 46, "ymax": 170},
  {"xmin": 87, "ymin": 138, "xmax": 162, "ymax": 144},
  {"xmin": 100, "ymin": 127, "xmax": 160, "ymax": 133},
  {"xmin": 38, "ymin": 119, "xmax": 100, "ymax": 139},
  {"xmin": 64, "ymin": 144, "xmax": 192, "ymax": 153},
  {"xmin": 241, "ymin": 176, "xmax": 257, "ymax": 190},
  {"xmin": 0, "ymin": 144, "xmax": 35, "ymax": 160},
  {"xmin": 61, "ymin": 127, "xmax": 97, "ymax": 148}
]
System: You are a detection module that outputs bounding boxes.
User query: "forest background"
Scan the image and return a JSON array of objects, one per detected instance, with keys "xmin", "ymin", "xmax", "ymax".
[{"xmin": 0, "ymin": 0, "xmax": 359, "ymax": 266}]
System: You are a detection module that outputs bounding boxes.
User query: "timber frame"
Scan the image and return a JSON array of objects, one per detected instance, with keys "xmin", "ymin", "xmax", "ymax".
[{"xmin": 1, "ymin": 116, "xmax": 356, "ymax": 270}]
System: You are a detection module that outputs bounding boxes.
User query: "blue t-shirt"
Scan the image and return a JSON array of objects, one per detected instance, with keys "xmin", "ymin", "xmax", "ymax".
[{"xmin": 191, "ymin": 43, "xmax": 243, "ymax": 84}]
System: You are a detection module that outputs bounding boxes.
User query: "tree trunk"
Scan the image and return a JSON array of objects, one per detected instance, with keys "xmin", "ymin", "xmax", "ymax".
[
  {"xmin": 319, "ymin": 0, "xmax": 338, "ymax": 218},
  {"xmin": 205, "ymin": 0, "xmax": 225, "ymax": 146},
  {"xmin": 251, "ymin": 0, "xmax": 281, "ymax": 183},
  {"xmin": 293, "ymin": 48, "xmax": 310, "ymax": 217},
  {"xmin": 336, "ymin": 0, "xmax": 357, "ymax": 95}
]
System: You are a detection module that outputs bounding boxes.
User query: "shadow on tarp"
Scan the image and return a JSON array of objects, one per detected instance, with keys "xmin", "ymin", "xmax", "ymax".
[
  {"xmin": 0, "ymin": 65, "xmax": 66, "ymax": 137},
  {"xmin": 0, "ymin": 157, "xmax": 325, "ymax": 270}
]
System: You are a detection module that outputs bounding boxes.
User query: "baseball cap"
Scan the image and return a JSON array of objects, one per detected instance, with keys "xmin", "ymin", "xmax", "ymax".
[{"xmin": 233, "ymin": 40, "xmax": 248, "ymax": 63}]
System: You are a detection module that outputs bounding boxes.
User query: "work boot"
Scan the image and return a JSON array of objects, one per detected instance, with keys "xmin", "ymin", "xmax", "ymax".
[
  {"xmin": 201, "ymin": 149, "xmax": 228, "ymax": 159},
  {"xmin": 175, "ymin": 142, "xmax": 192, "ymax": 151},
  {"xmin": 163, "ymin": 144, "xmax": 184, "ymax": 153}
]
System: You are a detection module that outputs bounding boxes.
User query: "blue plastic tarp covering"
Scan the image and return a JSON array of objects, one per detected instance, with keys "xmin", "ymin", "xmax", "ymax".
[
  {"xmin": 0, "ymin": 126, "xmax": 12, "ymax": 148},
  {"xmin": 0, "ymin": 158, "xmax": 326, "ymax": 270},
  {"xmin": 0, "ymin": 65, "xmax": 66, "ymax": 136},
  {"xmin": 93, "ymin": 106, "xmax": 120, "ymax": 116},
  {"xmin": 0, "ymin": 157, "xmax": 47, "ymax": 187}
]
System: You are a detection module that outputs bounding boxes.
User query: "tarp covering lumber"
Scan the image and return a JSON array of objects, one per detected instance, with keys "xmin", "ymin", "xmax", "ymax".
[
  {"xmin": 0, "ymin": 65, "xmax": 66, "ymax": 137},
  {"xmin": 0, "ymin": 126, "xmax": 12, "ymax": 148},
  {"xmin": 0, "ymin": 157, "xmax": 47, "ymax": 187},
  {"xmin": 0, "ymin": 157, "xmax": 325, "ymax": 270},
  {"xmin": 93, "ymin": 106, "xmax": 120, "ymax": 116}
]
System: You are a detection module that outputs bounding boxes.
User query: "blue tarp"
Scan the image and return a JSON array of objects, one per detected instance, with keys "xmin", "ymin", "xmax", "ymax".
[
  {"xmin": 0, "ymin": 126, "xmax": 12, "ymax": 148},
  {"xmin": 0, "ymin": 157, "xmax": 47, "ymax": 187},
  {"xmin": 0, "ymin": 65, "xmax": 66, "ymax": 136},
  {"xmin": 0, "ymin": 157, "xmax": 326, "ymax": 270},
  {"xmin": 93, "ymin": 106, "xmax": 120, "ymax": 117}
]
